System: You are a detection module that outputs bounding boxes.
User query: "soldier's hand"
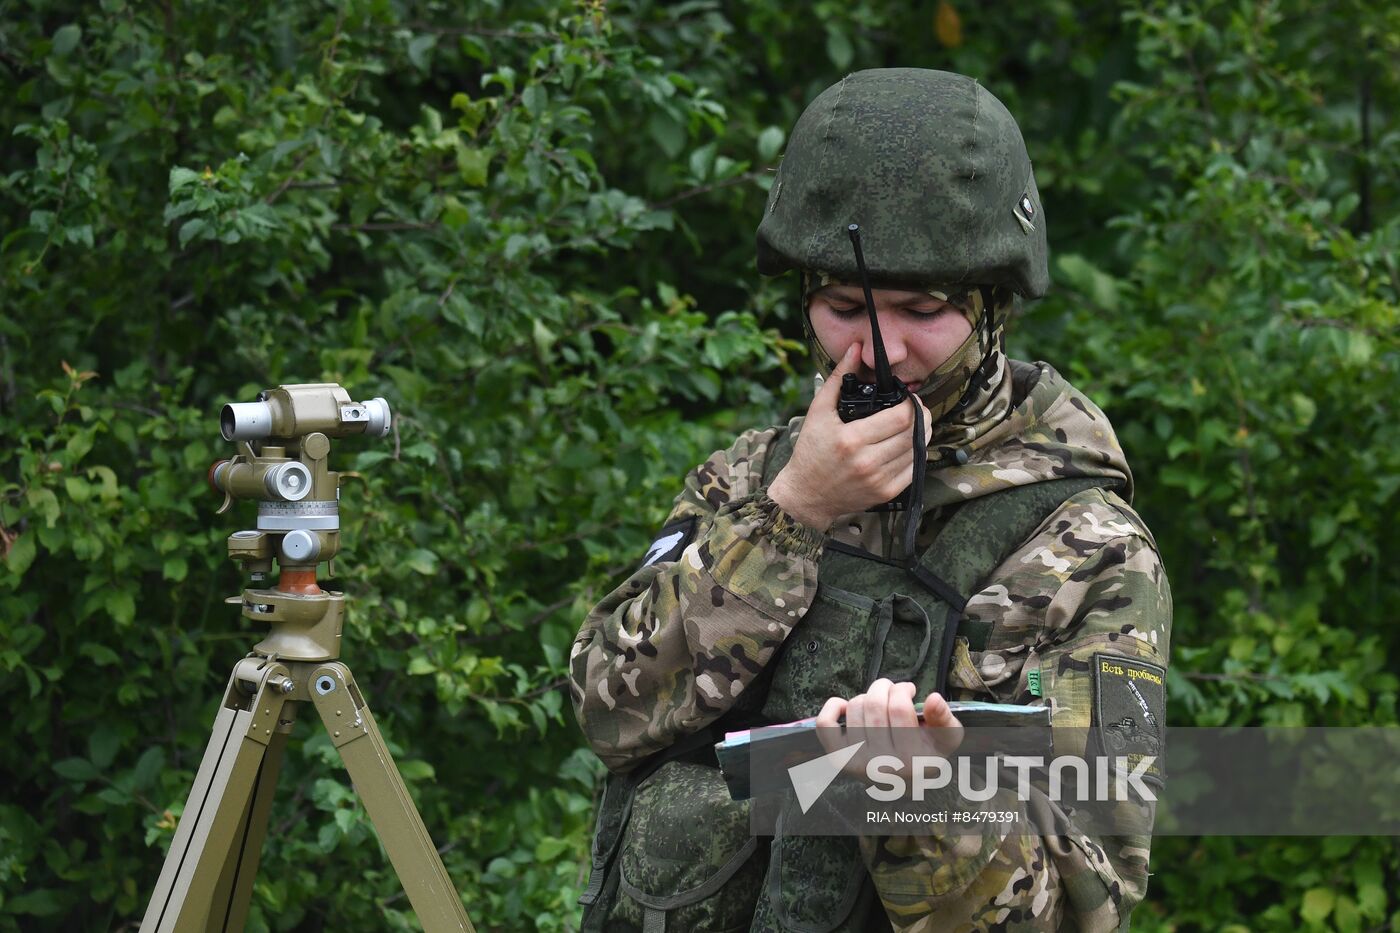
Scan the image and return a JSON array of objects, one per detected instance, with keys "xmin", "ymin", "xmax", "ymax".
[
  {"xmin": 767, "ymin": 344, "xmax": 931, "ymax": 531},
  {"xmin": 815, "ymin": 679, "xmax": 964, "ymax": 780}
]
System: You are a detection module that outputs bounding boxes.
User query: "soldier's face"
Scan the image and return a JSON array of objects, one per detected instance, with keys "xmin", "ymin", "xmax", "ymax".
[{"xmin": 808, "ymin": 285, "xmax": 974, "ymax": 392}]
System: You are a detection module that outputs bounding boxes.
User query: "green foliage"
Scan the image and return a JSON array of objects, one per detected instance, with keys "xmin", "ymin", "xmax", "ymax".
[{"xmin": 1, "ymin": 0, "xmax": 1397, "ymax": 930}]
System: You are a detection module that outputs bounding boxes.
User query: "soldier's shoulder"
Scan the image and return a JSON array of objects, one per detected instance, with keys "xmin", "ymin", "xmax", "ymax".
[{"xmin": 1031, "ymin": 484, "xmax": 1161, "ymax": 566}]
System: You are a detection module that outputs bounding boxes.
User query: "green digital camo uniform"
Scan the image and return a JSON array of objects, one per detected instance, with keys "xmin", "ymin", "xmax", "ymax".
[{"xmin": 570, "ymin": 68, "xmax": 1171, "ymax": 931}]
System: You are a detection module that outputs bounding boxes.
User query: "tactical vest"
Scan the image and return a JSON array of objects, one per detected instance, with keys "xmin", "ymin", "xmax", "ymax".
[{"xmin": 579, "ymin": 426, "xmax": 1115, "ymax": 932}]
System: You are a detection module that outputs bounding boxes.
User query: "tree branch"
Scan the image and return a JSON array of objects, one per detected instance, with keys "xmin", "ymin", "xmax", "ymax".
[
  {"xmin": 648, "ymin": 169, "xmax": 764, "ymax": 210},
  {"xmin": 264, "ymin": 152, "xmax": 313, "ymax": 205},
  {"xmin": 331, "ymin": 221, "xmax": 441, "ymax": 232}
]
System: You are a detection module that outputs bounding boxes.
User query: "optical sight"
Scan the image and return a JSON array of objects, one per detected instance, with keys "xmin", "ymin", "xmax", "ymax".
[
  {"xmin": 208, "ymin": 382, "xmax": 392, "ymax": 659},
  {"xmin": 221, "ymin": 384, "xmax": 390, "ymax": 442}
]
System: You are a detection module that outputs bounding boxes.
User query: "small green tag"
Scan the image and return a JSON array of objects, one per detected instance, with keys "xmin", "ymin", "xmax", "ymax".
[{"xmin": 1027, "ymin": 668, "xmax": 1041, "ymax": 697}]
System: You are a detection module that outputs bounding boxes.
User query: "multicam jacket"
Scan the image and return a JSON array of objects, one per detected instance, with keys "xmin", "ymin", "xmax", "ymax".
[{"xmin": 570, "ymin": 360, "xmax": 1172, "ymax": 931}]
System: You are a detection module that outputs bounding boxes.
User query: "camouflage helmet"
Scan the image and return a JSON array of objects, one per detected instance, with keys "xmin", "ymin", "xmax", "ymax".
[{"xmin": 755, "ymin": 68, "xmax": 1049, "ymax": 298}]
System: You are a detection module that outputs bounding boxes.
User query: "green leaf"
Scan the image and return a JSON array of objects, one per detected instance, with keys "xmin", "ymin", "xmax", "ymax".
[
  {"xmin": 521, "ymin": 84, "xmax": 547, "ymax": 116},
  {"xmin": 647, "ymin": 113, "xmax": 686, "ymax": 159},
  {"xmin": 168, "ymin": 166, "xmax": 201, "ymax": 193},
  {"xmin": 757, "ymin": 125, "xmax": 785, "ymax": 162},
  {"xmin": 688, "ymin": 142, "xmax": 716, "ymax": 181},
  {"xmin": 407, "ymin": 34, "xmax": 437, "ymax": 71},
  {"xmin": 26, "ymin": 487, "xmax": 61, "ymax": 527},
  {"xmin": 87, "ymin": 466, "xmax": 119, "ymax": 500},
  {"xmin": 88, "ymin": 731, "xmax": 121, "ymax": 769},
  {"xmin": 51, "ymin": 24, "xmax": 82, "ymax": 58},
  {"xmin": 178, "ymin": 218, "xmax": 208, "ymax": 248},
  {"xmin": 1301, "ymin": 887, "xmax": 1335, "ymax": 925},
  {"xmin": 6, "ymin": 888, "xmax": 65, "ymax": 916},
  {"xmin": 1355, "ymin": 861, "xmax": 1385, "ymax": 916},
  {"xmin": 456, "ymin": 146, "xmax": 491, "ymax": 187},
  {"xmin": 1341, "ymin": 331, "xmax": 1373, "ymax": 368},
  {"xmin": 104, "ymin": 588, "xmax": 136, "ymax": 625},
  {"xmin": 131, "ymin": 746, "xmax": 165, "ymax": 789},
  {"xmin": 5, "ymin": 531, "xmax": 37, "ymax": 575},
  {"xmin": 354, "ymin": 450, "xmax": 393, "ymax": 470},
  {"xmin": 64, "ymin": 427, "xmax": 95, "ymax": 464},
  {"xmin": 405, "ymin": 549, "xmax": 438, "ymax": 575},
  {"xmin": 54, "ymin": 757, "xmax": 98, "ymax": 781},
  {"xmin": 825, "ymin": 29, "xmax": 854, "ymax": 69},
  {"xmin": 1290, "ymin": 393, "xmax": 1316, "ymax": 428},
  {"xmin": 533, "ymin": 836, "xmax": 569, "ymax": 861},
  {"xmin": 66, "ymin": 224, "xmax": 94, "ymax": 247},
  {"xmin": 1055, "ymin": 254, "xmax": 1120, "ymax": 312},
  {"xmin": 532, "ymin": 319, "xmax": 557, "ymax": 355},
  {"xmin": 79, "ymin": 641, "xmax": 121, "ymax": 666}
]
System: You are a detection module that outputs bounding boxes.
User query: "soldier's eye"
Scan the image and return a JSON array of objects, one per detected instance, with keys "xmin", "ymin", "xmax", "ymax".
[{"xmin": 828, "ymin": 304, "xmax": 863, "ymax": 318}]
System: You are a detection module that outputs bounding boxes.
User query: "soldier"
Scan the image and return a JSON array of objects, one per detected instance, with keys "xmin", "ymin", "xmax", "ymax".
[{"xmin": 570, "ymin": 68, "xmax": 1171, "ymax": 931}]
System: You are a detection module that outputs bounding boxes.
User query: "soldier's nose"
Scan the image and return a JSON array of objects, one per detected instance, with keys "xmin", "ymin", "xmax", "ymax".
[{"xmin": 864, "ymin": 317, "xmax": 907, "ymax": 369}]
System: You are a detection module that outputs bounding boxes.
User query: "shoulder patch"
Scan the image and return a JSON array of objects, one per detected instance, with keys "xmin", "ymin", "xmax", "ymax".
[
  {"xmin": 641, "ymin": 515, "xmax": 698, "ymax": 568},
  {"xmin": 1091, "ymin": 652, "xmax": 1166, "ymax": 789}
]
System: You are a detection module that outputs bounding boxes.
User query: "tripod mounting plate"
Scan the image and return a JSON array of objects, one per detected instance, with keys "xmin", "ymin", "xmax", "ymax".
[{"xmin": 241, "ymin": 588, "xmax": 345, "ymax": 662}]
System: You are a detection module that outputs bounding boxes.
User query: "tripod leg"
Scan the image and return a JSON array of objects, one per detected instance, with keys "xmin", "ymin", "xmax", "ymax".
[
  {"xmin": 309, "ymin": 663, "xmax": 475, "ymax": 933},
  {"xmin": 205, "ymin": 703, "xmax": 298, "ymax": 933},
  {"xmin": 140, "ymin": 660, "xmax": 292, "ymax": 933}
]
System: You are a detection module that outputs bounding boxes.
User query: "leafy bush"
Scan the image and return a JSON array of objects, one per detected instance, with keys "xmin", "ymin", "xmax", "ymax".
[{"xmin": 1, "ymin": 1, "xmax": 1396, "ymax": 930}]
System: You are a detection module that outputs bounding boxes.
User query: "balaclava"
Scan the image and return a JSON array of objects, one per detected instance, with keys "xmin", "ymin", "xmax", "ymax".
[{"xmin": 800, "ymin": 271, "xmax": 1015, "ymax": 452}]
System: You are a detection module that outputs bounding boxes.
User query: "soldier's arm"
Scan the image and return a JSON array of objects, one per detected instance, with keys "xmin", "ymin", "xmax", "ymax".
[
  {"xmin": 568, "ymin": 424, "xmax": 825, "ymax": 772},
  {"xmin": 860, "ymin": 497, "xmax": 1171, "ymax": 931}
]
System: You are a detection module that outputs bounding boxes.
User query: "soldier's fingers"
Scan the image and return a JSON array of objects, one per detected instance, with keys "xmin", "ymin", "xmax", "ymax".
[
  {"xmin": 815, "ymin": 344, "xmax": 862, "ymax": 408},
  {"xmin": 816, "ymin": 697, "xmax": 850, "ymax": 757},
  {"xmin": 865, "ymin": 452, "xmax": 916, "ymax": 503},
  {"xmin": 846, "ymin": 398, "xmax": 918, "ymax": 445},
  {"xmin": 888, "ymin": 682, "xmax": 919, "ymax": 729},
  {"xmin": 845, "ymin": 691, "xmax": 867, "ymax": 730},
  {"xmin": 921, "ymin": 692, "xmax": 966, "ymax": 757},
  {"xmin": 863, "ymin": 430, "xmax": 920, "ymax": 468},
  {"xmin": 816, "ymin": 696, "xmax": 847, "ymax": 729},
  {"xmin": 864, "ymin": 679, "xmax": 908, "ymax": 771},
  {"xmin": 888, "ymin": 682, "xmax": 925, "ymax": 762},
  {"xmin": 921, "ymin": 692, "xmax": 961, "ymax": 729},
  {"xmin": 875, "ymin": 444, "xmax": 917, "ymax": 484},
  {"xmin": 864, "ymin": 678, "xmax": 893, "ymax": 730}
]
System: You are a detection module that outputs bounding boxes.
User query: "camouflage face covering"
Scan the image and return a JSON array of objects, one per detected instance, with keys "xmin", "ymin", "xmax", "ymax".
[{"xmin": 800, "ymin": 272, "xmax": 1015, "ymax": 450}]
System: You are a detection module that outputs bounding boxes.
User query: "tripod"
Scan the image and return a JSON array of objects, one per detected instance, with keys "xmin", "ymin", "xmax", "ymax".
[
  {"xmin": 139, "ymin": 593, "xmax": 474, "ymax": 932},
  {"xmin": 140, "ymin": 384, "xmax": 474, "ymax": 932}
]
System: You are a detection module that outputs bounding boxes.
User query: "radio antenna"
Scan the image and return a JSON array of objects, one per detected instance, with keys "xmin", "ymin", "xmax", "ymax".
[{"xmin": 846, "ymin": 224, "xmax": 896, "ymax": 397}]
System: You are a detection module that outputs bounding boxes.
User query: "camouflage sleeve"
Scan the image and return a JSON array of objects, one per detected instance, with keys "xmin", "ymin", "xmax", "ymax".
[
  {"xmin": 859, "ymin": 489, "xmax": 1172, "ymax": 932},
  {"xmin": 569, "ymin": 424, "xmax": 825, "ymax": 772}
]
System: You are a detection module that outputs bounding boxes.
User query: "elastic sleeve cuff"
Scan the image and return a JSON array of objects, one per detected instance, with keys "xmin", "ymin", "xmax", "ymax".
[{"xmin": 731, "ymin": 491, "xmax": 825, "ymax": 560}]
